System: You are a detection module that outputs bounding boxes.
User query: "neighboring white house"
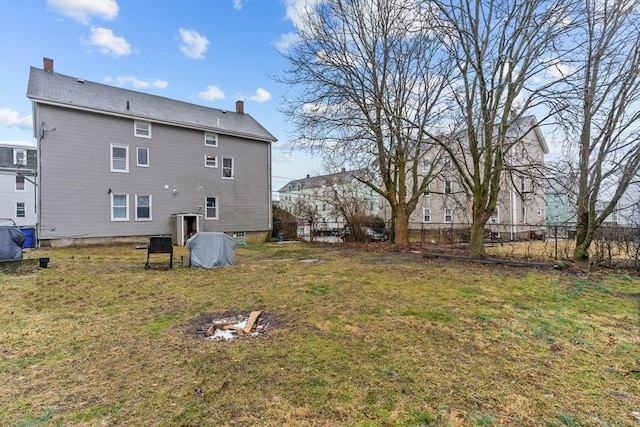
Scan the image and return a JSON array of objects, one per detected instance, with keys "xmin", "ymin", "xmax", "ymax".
[
  {"xmin": 278, "ymin": 169, "xmax": 385, "ymax": 236},
  {"xmin": 0, "ymin": 142, "xmax": 37, "ymax": 228}
]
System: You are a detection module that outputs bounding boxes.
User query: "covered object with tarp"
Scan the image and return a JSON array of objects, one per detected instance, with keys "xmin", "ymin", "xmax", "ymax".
[
  {"xmin": 0, "ymin": 226, "xmax": 26, "ymax": 260},
  {"xmin": 186, "ymin": 232, "xmax": 237, "ymax": 268}
]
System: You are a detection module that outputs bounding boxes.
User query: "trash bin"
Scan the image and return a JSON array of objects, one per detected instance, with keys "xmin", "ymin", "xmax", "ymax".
[{"xmin": 19, "ymin": 227, "xmax": 36, "ymax": 248}]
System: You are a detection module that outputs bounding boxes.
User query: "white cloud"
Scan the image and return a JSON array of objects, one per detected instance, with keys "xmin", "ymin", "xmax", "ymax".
[
  {"xmin": 179, "ymin": 29, "xmax": 209, "ymax": 59},
  {"xmin": 0, "ymin": 108, "xmax": 32, "ymax": 129},
  {"xmin": 104, "ymin": 76, "xmax": 168, "ymax": 89},
  {"xmin": 541, "ymin": 57, "xmax": 576, "ymax": 79},
  {"xmin": 85, "ymin": 26, "xmax": 131, "ymax": 56},
  {"xmin": 246, "ymin": 88, "xmax": 272, "ymax": 103},
  {"xmin": 233, "ymin": 0, "xmax": 242, "ymax": 10},
  {"xmin": 283, "ymin": 0, "xmax": 323, "ymax": 30},
  {"xmin": 198, "ymin": 86, "xmax": 226, "ymax": 101},
  {"xmin": 275, "ymin": 32, "xmax": 300, "ymax": 52},
  {"xmin": 47, "ymin": 0, "xmax": 119, "ymax": 25},
  {"xmin": 273, "ymin": 151, "xmax": 297, "ymax": 162}
]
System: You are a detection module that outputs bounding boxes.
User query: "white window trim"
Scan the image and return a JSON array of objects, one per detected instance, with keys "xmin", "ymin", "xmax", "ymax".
[
  {"xmin": 134, "ymin": 121, "xmax": 152, "ymax": 138},
  {"xmin": 421, "ymin": 158, "xmax": 430, "ymax": 173},
  {"xmin": 204, "ymin": 154, "xmax": 218, "ymax": 168},
  {"xmin": 233, "ymin": 231, "xmax": 246, "ymax": 238},
  {"xmin": 490, "ymin": 207, "xmax": 499, "ymax": 224},
  {"xmin": 13, "ymin": 149, "xmax": 27, "ymax": 166},
  {"xmin": 444, "ymin": 208, "xmax": 452, "ymax": 223},
  {"xmin": 444, "ymin": 181, "xmax": 452, "ymax": 194},
  {"xmin": 111, "ymin": 194, "xmax": 129, "ymax": 221},
  {"xmin": 204, "ymin": 132, "xmax": 218, "ymax": 147},
  {"xmin": 205, "ymin": 196, "xmax": 219, "ymax": 220},
  {"xmin": 222, "ymin": 157, "xmax": 234, "ymax": 180},
  {"xmin": 15, "ymin": 176, "xmax": 26, "ymax": 192},
  {"xmin": 136, "ymin": 147, "xmax": 149, "ymax": 167},
  {"xmin": 423, "ymin": 208, "xmax": 431, "ymax": 223},
  {"xmin": 135, "ymin": 194, "xmax": 152, "ymax": 221},
  {"xmin": 110, "ymin": 144, "xmax": 129, "ymax": 173},
  {"xmin": 16, "ymin": 202, "xmax": 26, "ymax": 218}
]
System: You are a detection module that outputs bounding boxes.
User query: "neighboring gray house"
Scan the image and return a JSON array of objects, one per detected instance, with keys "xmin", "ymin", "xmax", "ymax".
[
  {"xmin": 0, "ymin": 142, "xmax": 37, "ymax": 227},
  {"xmin": 27, "ymin": 58, "xmax": 276, "ymax": 246},
  {"xmin": 409, "ymin": 115, "xmax": 548, "ymax": 240}
]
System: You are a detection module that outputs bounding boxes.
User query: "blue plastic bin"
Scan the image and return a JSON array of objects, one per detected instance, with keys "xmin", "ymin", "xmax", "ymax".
[{"xmin": 19, "ymin": 227, "xmax": 36, "ymax": 248}]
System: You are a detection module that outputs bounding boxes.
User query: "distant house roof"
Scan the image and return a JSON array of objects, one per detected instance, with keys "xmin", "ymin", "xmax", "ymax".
[
  {"xmin": 440, "ymin": 115, "xmax": 549, "ymax": 154},
  {"xmin": 26, "ymin": 66, "xmax": 277, "ymax": 143},
  {"xmin": 278, "ymin": 169, "xmax": 365, "ymax": 192}
]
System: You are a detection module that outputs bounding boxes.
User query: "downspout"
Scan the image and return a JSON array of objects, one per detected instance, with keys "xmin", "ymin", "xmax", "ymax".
[
  {"xmin": 511, "ymin": 185, "xmax": 517, "ymax": 241},
  {"xmin": 268, "ymin": 141, "xmax": 272, "ymax": 233},
  {"xmin": 34, "ymin": 102, "xmax": 42, "ymax": 246}
]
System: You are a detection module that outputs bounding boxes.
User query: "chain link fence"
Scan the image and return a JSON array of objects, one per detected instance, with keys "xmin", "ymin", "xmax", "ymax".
[{"xmin": 275, "ymin": 220, "xmax": 640, "ymax": 270}]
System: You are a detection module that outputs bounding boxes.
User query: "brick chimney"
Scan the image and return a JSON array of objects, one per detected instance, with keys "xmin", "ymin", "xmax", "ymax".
[
  {"xmin": 235, "ymin": 100, "xmax": 244, "ymax": 114},
  {"xmin": 43, "ymin": 57, "xmax": 54, "ymax": 73}
]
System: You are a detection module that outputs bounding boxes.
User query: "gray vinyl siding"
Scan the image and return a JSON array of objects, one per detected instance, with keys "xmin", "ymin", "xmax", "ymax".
[{"xmin": 38, "ymin": 105, "xmax": 270, "ymax": 240}]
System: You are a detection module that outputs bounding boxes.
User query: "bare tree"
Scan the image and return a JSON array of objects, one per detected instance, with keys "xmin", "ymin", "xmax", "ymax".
[
  {"xmin": 428, "ymin": 0, "xmax": 576, "ymax": 257},
  {"xmin": 276, "ymin": 0, "xmax": 452, "ymax": 248},
  {"xmin": 292, "ymin": 198, "xmax": 319, "ymax": 240},
  {"xmin": 319, "ymin": 169, "xmax": 378, "ymax": 242},
  {"xmin": 557, "ymin": 0, "xmax": 640, "ymax": 263}
]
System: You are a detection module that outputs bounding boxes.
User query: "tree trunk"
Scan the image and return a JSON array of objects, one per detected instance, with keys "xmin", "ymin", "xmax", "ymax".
[
  {"xmin": 468, "ymin": 220, "xmax": 486, "ymax": 258},
  {"xmin": 394, "ymin": 207, "xmax": 410, "ymax": 249},
  {"xmin": 573, "ymin": 211, "xmax": 590, "ymax": 262}
]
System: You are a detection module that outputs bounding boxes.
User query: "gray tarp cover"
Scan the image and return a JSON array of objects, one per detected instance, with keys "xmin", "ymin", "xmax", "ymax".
[
  {"xmin": 0, "ymin": 226, "xmax": 26, "ymax": 260},
  {"xmin": 186, "ymin": 232, "xmax": 237, "ymax": 268}
]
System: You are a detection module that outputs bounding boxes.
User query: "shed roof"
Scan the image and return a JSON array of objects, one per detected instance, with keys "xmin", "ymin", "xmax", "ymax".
[{"xmin": 26, "ymin": 66, "xmax": 277, "ymax": 143}]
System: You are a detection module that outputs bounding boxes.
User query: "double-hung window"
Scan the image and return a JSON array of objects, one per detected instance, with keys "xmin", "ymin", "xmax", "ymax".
[
  {"xmin": 421, "ymin": 158, "xmax": 430, "ymax": 173},
  {"xmin": 490, "ymin": 208, "xmax": 499, "ymax": 223},
  {"xmin": 16, "ymin": 202, "xmax": 25, "ymax": 218},
  {"xmin": 110, "ymin": 144, "xmax": 129, "ymax": 173},
  {"xmin": 443, "ymin": 156, "xmax": 452, "ymax": 169},
  {"xmin": 444, "ymin": 208, "xmax": 453, "ymax": 223},
  {"xmin": 205, "ymin": 154, "xmax": 218, "ymax": 168},
  {"xmin": 205, "ymin": 132, "xmax": 218, "ymax": 147},
  {"xmin": 205, "ymin": 196, "xmax": 219, "ymax": 220},
  {"xmin": 444, "ymin": 181, "xmax": 452, "ymax": 194},
  {"xmin": 222, "ymin": 157, "xmax": 234, "ymax": 179},
  {"xmin": 15, "ymin": 176, "xmax": 25, "ymax": 191},
  {"xmin": 134, "ymin": 121, "xmax": 151, "ymax": 138},
  {"xmin": 423, "ymin": 208, "xmax": 431, "ymax": 223},
  {"xmin": 135, "ymin": 195, "xmax": 152, "ymax": 221},
  {"xmin": 137, "ymin": 147, "xmax": 149, "ymax": 167},
  {"xmin": 111, "ymin": 194, "xmax": 129, "ymax": 221},
  {"xmin": 13, "ymin": 149, "xmax": 27, "ymax": 166}
]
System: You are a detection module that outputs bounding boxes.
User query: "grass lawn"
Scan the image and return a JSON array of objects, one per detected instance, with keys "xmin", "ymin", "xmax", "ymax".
[{"xmin": 1, "ymin": 242, "xmax": 638, "ymax": 426}]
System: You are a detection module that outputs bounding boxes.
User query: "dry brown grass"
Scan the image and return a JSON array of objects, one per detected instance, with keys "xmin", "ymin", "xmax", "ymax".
[{"xmin": 1, "ymin": 242, "xmax": 638, "ymax": 426}]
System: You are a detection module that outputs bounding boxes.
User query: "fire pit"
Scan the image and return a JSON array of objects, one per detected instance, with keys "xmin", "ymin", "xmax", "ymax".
[{"xmin": 186, "ymin": 310, "xmax": 273, "ymax": 342}]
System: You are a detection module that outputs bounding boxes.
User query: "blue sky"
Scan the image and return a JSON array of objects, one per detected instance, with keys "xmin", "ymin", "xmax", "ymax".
[{"xmin": 0, "ymin": 0, "xmax": 323, "ymax": 196}]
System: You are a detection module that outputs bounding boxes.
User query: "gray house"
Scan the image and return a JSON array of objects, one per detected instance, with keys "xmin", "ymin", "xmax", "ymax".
[{"xmin": 27, "ymin": 58, "xmax": 276, "ymax": 246}]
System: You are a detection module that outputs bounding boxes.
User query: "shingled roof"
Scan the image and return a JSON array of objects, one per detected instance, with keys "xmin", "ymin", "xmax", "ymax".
[
  {"xmin": 278, "ymin": 169, "xmax": 366, "ymax": 192},
  {"xmin": 26, "ymin": 66, "xmax": 277, "ymax": 143}
]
